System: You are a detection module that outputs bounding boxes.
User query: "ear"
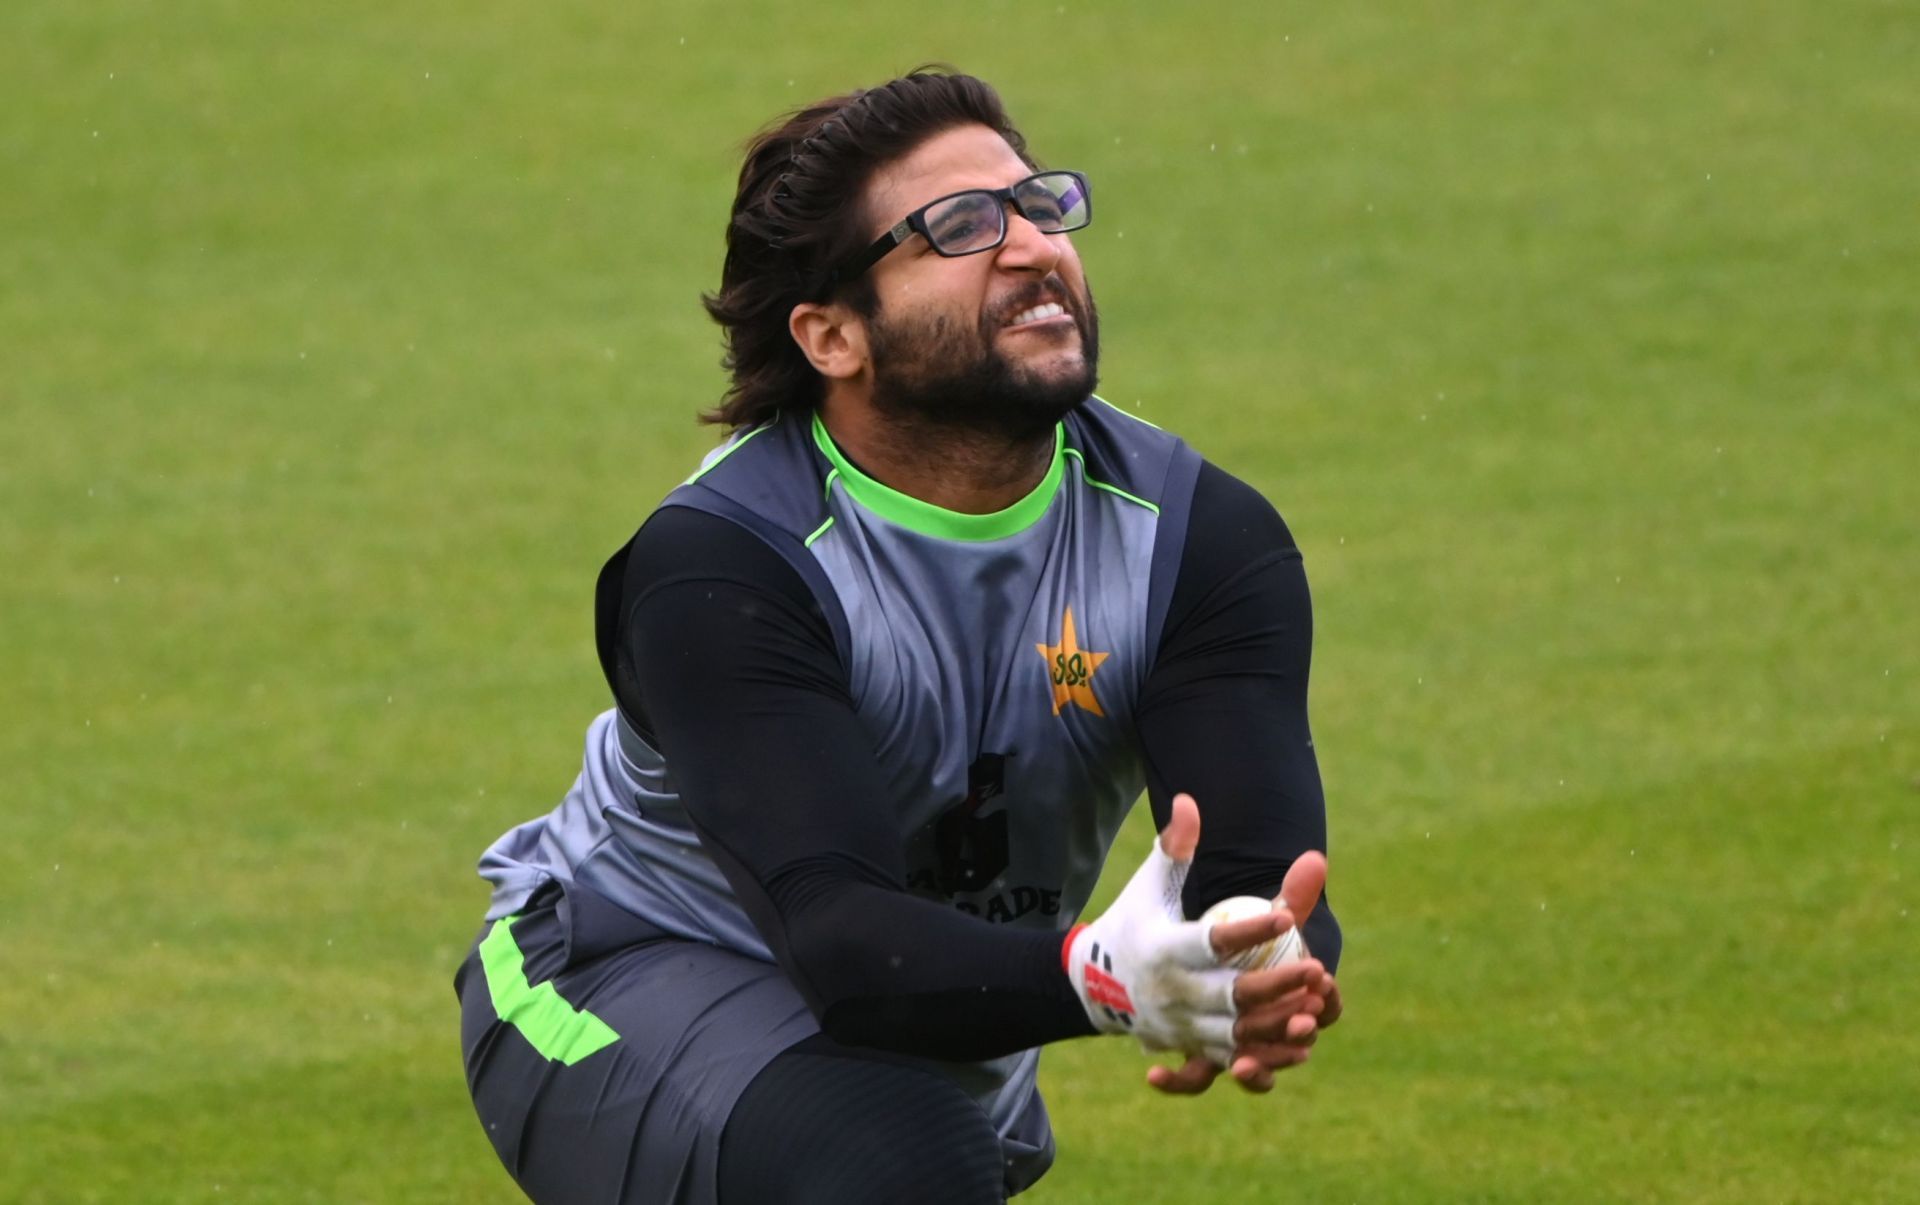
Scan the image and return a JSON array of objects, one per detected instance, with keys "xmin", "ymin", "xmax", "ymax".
[{"xmin": 789, "ymin": 302, "xmax": 868, "ymax": 381}]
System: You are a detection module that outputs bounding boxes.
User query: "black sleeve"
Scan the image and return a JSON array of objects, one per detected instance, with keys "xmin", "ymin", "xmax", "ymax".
[
  {"xmin": 1136, "ymin": 462, "xmax": 1343, "ymax": 971},
  {"xmin": 619, "ymin": 506, "xmax": 1094, "ymax": 1061}
]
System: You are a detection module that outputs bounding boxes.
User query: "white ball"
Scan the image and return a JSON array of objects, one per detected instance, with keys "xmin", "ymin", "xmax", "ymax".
[{"xmin": 1200, "ymin": 895, "xmax": 1311, "ymax": 971}]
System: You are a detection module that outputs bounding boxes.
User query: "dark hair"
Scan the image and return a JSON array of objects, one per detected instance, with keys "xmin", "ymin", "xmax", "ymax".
[{"xmin": 700, "ymin": 68, "xmax": 1035, "ymax": 429}]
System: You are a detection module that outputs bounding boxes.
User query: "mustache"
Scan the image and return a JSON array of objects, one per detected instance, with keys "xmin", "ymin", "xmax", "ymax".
[{"xmin": 986, "ymin": 277, "xmax": 1079, "ymax": 328}]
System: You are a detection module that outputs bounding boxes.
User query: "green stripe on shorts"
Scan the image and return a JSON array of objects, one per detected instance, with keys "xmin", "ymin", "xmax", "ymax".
[{"xmin": 479, "ymin": 915, "xmax": 619, "ymax": 1065}]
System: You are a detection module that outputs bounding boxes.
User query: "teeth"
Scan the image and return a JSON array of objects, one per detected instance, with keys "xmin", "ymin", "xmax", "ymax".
[{"xmin": 1008, "ymin": 302, "xmax": 1065, "ymax": 326}]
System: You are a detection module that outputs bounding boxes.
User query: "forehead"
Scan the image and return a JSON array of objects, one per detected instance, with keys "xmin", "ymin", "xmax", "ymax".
[{"xmin": 863, "ymin": 124, "xmax": 1032, "ymax": 233}]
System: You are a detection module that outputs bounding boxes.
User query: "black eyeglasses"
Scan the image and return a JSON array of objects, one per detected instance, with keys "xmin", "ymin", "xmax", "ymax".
[{"xmin": 827, "ymin": 170, "xmax": 1091, "ymax": 288}]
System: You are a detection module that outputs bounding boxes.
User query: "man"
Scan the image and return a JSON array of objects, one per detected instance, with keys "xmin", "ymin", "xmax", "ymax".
[{"xmin": 456, "ymin": 69, "xmax": 1343, "ymax": 1205}]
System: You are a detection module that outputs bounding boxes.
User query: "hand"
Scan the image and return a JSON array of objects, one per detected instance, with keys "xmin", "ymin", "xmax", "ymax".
[
  {"xmin": 1060, "ymin": 794, "xmax": 1238, "ymax": 1059},
  {"xmin": 1149, "ymin": 847, "xmax": 1342, "ymax": 1095}
]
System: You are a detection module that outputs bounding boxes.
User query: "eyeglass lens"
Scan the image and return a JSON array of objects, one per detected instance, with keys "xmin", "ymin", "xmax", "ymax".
[{"xmin": 923, "ymin": 173, "xmax": 1090, "ymax": 256}]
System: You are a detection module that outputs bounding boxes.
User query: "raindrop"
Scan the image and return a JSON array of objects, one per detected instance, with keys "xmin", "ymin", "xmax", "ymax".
[{"xmin": 1209, "ymin": 143, "xmax": 1216, "ymax": 151}]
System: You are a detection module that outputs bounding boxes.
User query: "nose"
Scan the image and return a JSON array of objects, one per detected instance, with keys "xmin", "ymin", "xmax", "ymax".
[{"xmin": 993, "ymin": 208, "xmax": 1064, "ymax": 276}]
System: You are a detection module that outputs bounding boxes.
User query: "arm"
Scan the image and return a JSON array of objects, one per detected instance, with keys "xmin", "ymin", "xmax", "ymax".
[
  {"xmin": 620, "ymin": 505, "xmax": 1093, "ymax": 1061},
  {"xmin": 1136, "ymin": 461, "xmax": 1342, "ymax": 969},
  {"xmin": 1133, "ymin": 463, "xmax": 1344, "ymax": 1093}
]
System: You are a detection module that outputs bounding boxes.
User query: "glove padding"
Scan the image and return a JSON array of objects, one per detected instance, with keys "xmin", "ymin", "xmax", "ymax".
[{"xmin": 1062, "ymin": 838, "xmax": 1238, "ymax": 1065}]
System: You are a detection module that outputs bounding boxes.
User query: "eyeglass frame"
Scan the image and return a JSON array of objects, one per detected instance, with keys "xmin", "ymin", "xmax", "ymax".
[{"xmin": 822, "ymin": 169, "xmax": 1091, "ymax": 291}]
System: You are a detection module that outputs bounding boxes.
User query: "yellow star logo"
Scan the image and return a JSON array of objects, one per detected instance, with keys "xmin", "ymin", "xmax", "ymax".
[{"xmin": 1035, "ymin": 605, "xmax": 1109, "ymax": 717}]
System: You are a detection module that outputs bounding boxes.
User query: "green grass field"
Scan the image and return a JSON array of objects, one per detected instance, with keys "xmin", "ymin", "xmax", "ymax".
[{"xmin": 5, "ymin": 0, "xmax": 1916, "ymax": 1200}]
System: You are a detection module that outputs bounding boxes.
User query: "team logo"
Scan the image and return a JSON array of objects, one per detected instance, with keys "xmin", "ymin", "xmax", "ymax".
[{"xmin": 1035, "ymin": 605, "xmax": 1108, "ymax": 717}]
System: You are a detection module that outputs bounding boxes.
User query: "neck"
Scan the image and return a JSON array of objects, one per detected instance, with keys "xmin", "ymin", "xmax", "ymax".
[{"xmin": 818, "ymin": 395, "xmax": 1057, "ymax": 515}]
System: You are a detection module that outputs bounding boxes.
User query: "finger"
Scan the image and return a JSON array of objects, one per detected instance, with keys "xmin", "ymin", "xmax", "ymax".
[
  {"xmin": 1208, "ymin": 908, "xmax": 1294, "ymax": 960},
  {"xmin": 1146, "ymin": 1055, "xmax": 1220, "ymax": 1096},
  {"xmin": 1318, "ymin": 979, "xmax": 1343, "ymax": 1029},
  {"xmin": 1158, "ymin": 793, "xmax": 1200, "ymax": 863},
  {"xmin": 1230, "ymin": 1040, "xmax": 1315, "ymax": 1071},
  {"xmin": 1279, "ymin": 850, "xmax": 1327, "ymax": 927},
  {"xmin": 1230, "ymin": 959, "xmax": 1328, "ymax": 1010},
  {"xmin": 1186, "ymin": 1012, "xmax": 1236, "ymax": 1059},
  {"xmin": 1229, "ymin": 1055, "xmax": 1275, "ymax": 1093},
  {"xmin": 1233, "ymin": 996, "xmax": 1323, "ymax": 1044}
]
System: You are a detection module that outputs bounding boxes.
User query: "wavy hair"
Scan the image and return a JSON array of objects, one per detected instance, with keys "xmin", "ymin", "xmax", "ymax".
[{"xmin": 700, "ymin": 69, "xmax": 1035, "ymax": 429}]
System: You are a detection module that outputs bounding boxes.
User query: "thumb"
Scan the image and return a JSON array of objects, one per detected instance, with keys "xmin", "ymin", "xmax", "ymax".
[
  {"xmin": 1279, "ymin": 850, "xmax": 1327, "ymax": 925},
  {"xmin": 1158, "ymin": 793, "xmax": 1201, "ymax": 864}
]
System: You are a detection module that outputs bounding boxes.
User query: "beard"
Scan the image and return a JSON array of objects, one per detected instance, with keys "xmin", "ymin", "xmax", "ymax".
[{"xmin": 863, "ymin": 277, "xmax": 1101, "ymax": 443}]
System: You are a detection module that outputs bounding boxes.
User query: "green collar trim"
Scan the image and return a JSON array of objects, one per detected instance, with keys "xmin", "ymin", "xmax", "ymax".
[{"xmin": 811, "ymin": 412, "xmax": 1065, "ymax": 542}]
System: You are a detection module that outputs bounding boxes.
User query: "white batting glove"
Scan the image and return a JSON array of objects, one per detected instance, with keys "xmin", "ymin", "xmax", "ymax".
[{"xmin": 1061, "ymin": 837, "xmax": 1238, "ymax": 1065}]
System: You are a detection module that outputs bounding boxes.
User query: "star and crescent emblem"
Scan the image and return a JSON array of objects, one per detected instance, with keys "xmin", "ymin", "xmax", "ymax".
[{"xmin": 1035, "ymin": 605, "xmax": 1108, "ymax": 717}]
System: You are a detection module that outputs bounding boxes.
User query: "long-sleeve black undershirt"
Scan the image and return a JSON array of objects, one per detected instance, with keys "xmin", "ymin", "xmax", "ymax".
[{"xmin": 610, "ymin": 460, "xmax": 1339, "ymax": 1062}]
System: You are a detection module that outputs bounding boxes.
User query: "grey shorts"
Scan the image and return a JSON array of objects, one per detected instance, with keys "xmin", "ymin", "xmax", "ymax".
[{"xmin": 454, "ymin": 881, "xmax": 1055, "ymax": 1205}]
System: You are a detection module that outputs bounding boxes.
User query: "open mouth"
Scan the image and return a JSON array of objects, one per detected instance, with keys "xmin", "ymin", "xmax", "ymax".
[{"xmin": 1004, "ymin": 301, "xmax": 1071, "ymax": 329}]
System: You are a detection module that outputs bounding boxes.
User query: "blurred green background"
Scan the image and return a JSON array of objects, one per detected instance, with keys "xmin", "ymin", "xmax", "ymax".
[{"xmin": 4, "ymin": 0, "xmax": 1915, "ymax": 1200}]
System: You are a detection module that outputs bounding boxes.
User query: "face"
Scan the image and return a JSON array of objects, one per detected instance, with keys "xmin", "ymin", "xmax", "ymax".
[{"xmin": 855, "ymin": 124, "xmax": 1100, "ymax": 441}]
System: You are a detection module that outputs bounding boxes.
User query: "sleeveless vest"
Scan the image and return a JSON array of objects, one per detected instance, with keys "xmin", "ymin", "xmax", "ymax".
[{"xmin": 477, "ymin": 396, "xmax": 1203, "ymax": 1127}]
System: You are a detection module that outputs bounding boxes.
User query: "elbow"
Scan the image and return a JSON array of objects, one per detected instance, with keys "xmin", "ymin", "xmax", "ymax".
[{"xmin": 815, "ymin": 998, "xmax": 892, "ymax": 1049}]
